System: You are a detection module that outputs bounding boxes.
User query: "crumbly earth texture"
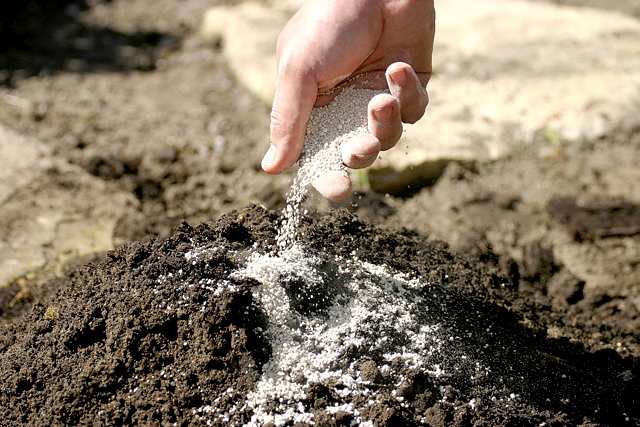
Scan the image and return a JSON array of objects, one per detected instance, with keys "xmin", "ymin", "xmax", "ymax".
[
  {"xmin": 1, "ymin": 1, "xmax": 639, "ymax": 426},
  {"xmin": 0, "ymin": 206, "xmax": 637, "ymax": 426},
  {"xmin": 387, "ymin": 136, "xmax": 640, "ymax": 359}
]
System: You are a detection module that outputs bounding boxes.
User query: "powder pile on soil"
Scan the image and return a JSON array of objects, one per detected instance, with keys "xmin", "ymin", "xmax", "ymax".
[
  {"xmin": 235, "ymin": 245, "xmax": 475, "ymax": 426},
  {"xmin": 0, "ymin": 206, "xmax": 637, "ymax": 426},
  {"xmin": 277, "ymin": 88, "xmax": 383, "ymax": 251}
]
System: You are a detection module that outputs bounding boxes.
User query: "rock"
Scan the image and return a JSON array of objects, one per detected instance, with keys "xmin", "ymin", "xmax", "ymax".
[
  {"xmin": 547, "ymin": 270, "xmax": 586, "ymax": 309},
  {"xmin": 0, "ymin": 126, "xmax": 137, "ymax": 287},
  {"xmin": 423, "ymin": 404, "xmax": 452, "ymax": 427},
  {"xmin": 359, "ymin": 359, "xmax": 381, "ymax": 383},
  {"xmin": 0, "ymin": 126, "xmax": 46, "ymax": 204},
  {"xmin": 201, "ymin": 2, "xmax": 293, "ymax": 104},
  {"xmin": 367, "ymin": 158, "xmax": 450, "ymax": 195},
  {"xmin": 202, "ymin": 0, "xmax": 640, "ymax": 193}
]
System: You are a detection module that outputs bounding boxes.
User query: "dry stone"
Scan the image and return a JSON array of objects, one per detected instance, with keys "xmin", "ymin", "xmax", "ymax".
[
  {"xmin": 201, "ymin": 2, "xmax": 292, "ymax": 104},
  {"xmin": 201, "ymin": 0, "xmax": 640, "ymax": 193},
  {"xmin": 0, "ymin": 126, "xmax": 137, "ymax": 287}
]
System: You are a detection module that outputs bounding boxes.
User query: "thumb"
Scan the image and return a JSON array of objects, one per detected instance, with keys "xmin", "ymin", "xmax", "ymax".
[{"xmin": 262, "ymin": 61, "xmax": 317, "ymax": 174}]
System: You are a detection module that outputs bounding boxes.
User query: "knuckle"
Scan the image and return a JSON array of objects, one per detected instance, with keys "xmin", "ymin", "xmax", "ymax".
[{"xmin": 278, "ymin": 53, "xmax": 312, "ymax": 81}]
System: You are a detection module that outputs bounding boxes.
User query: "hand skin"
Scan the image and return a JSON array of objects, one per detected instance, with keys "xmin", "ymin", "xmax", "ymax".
[{"xmin": 262, "ymin": 0, "xmax": 435, "ymax": 202}]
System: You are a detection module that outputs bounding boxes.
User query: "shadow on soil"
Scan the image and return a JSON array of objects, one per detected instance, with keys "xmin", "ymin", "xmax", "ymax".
[
  {"xmin": 0, "ymin": 0, "xmax": 180, "ymax": 86},
  {"xmin": 433, "ymin": 282, "xmax": 639, "ymax": 424}
]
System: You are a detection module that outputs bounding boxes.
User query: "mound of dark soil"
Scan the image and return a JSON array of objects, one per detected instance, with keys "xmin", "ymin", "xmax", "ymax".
[{"xmin": 0, "ymin": 206, "xmax": 638, "ymax": 426}]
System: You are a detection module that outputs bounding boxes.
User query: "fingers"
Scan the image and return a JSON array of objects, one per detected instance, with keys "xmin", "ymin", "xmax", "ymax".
[
  {"xmin": 318, "ymin": 90, "xmax": 404, "ymax": 201},
  {"xmin": 314, "ymin": 135, "xmax": 370, "ymax": 201},
  {"xmin": 269, "ymin": 62, "xmax": 428, "ymax": 202},
  {"xmin": 341, "ymin": 132, "xmax": 380, "ymax": 169},
  {"xmin": 262, "ymin": 60, "xmax": 317, "ymax": 175},
  {"xmin": 313, "ymin": 171, "xmax": 352, "ymax": 203},
  {"xmin": 386, "ymin": 62, "xmax": 429, "ymax": 124},
  {"xmin": 340, "ymin": 92, "xmax": 402, "ymax": 171},
  {"xmin": 368, "ymin": 93, "xmax": 402, "ymax": 151},
  {"xmin": 264, "ymin": 62, "xmax": 426, "ymax": 175}
]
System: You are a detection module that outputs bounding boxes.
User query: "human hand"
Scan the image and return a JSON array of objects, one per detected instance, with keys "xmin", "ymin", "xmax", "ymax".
[{"xmin": 261, "ymin": 0, "xmax": 435, "ymax": 201}]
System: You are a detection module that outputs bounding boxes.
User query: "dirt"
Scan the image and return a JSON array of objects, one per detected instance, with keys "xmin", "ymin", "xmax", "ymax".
[
  {"xmin": 1, "ymin": 0, "xmax": 639, "ymax": 426},
  {"xmin": 547, "ymin": 196, "xmax": 640, "ymax": 241},
  {"xmin": 0, "ymin": 205, "xmax": 638, "ymax": 426},
  {"xmin": 389, "ymin": 137, "xmax": 640, "ymax": 359},
  {"xmin": 0, "ymin": 0, "xmax": 289, "ymax": 243}
]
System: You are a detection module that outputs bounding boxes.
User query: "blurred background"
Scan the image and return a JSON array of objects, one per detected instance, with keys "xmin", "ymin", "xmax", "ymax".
[{"xmin": 1, "ymin": 0, "xmax": 639, "ymax": 349}]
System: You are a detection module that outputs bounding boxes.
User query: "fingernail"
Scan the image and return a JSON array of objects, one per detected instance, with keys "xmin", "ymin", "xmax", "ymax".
[
  {"xmin": 373, "ymin": 104, "xmax": 394, "ymax": 121},
  {"xmin": 389, "ymin": 67, "xmax": 407, "ymax": 86},
  {"xmin": 261, "ymin": 144, "xmax": 277, "ymax": 170}
]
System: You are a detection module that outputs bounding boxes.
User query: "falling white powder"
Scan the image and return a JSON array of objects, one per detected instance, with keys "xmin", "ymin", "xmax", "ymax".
[{"xmin": 276, "ymin": 88, "xmax": 385, "ymax": 251}]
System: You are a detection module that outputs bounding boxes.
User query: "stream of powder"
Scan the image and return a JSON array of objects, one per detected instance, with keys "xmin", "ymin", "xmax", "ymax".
[{"xmin": 276, "ymin": 88, "xmax": 385, "ymax": 251}]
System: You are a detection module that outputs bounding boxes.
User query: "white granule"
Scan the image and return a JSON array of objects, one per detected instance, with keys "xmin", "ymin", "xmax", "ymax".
[
  {"xmin": 276, "ymin": 88, "xmax": 385, "ymax": 252},
  {"xmin": 232, "ymin": 246, "xmax": 486, "ymax": 426},
  {"xmin": 326, "ymin": 403, "xmax": 354, "ymax": 414},
  {"xmin": 469, "ymin": 398, "xmax": 477, "ymax": 410}
]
